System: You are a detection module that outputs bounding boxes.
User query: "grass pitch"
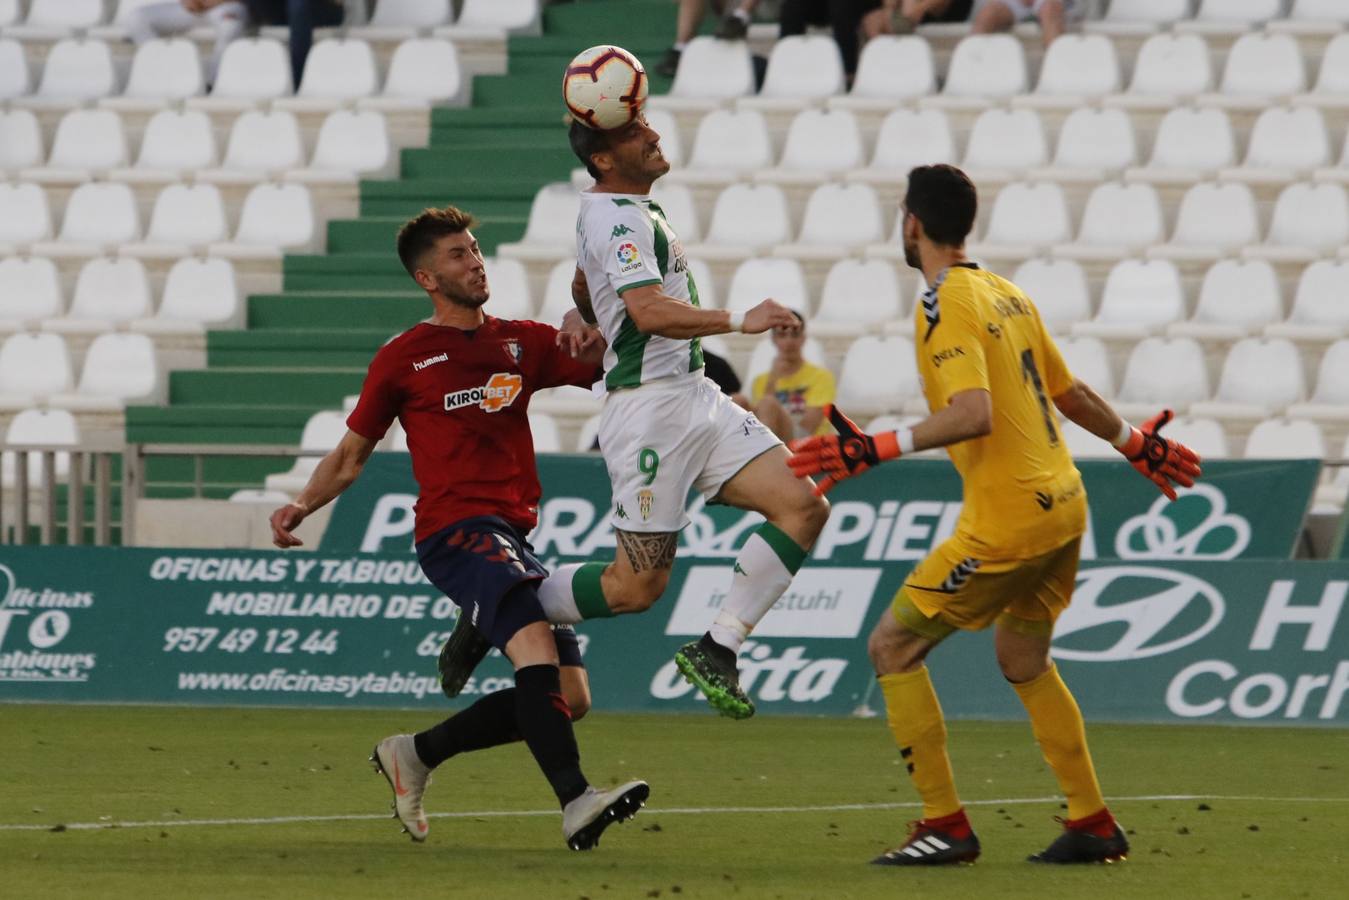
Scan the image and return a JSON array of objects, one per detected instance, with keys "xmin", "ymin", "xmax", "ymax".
[{"xmin": 2, "ymin": 705, "xmax": 1346, "ymax": 900}]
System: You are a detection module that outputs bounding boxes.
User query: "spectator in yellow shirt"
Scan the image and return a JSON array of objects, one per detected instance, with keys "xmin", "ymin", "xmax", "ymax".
[{"xmin": 750, "ymin": 310, "xmax": 836, "ymax": 441}]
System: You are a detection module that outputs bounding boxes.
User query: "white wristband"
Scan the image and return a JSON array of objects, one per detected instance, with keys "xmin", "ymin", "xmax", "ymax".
[
  {"xmin": 897, "ymin": 427, "xmax": 915, "ymax": 456},
  {"xmin": 727, "ymin": 311, "xmax": 745, "ymax": 333},
  {"xmin": 1110, "ymin": 420, "xmax": 1133, "ymax": 449}
]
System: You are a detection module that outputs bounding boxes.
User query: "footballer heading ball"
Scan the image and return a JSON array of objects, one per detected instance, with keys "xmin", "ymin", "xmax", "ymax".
[{"xmin": 563, "ymin": 44, "xmax": 648, "ymax": 131}]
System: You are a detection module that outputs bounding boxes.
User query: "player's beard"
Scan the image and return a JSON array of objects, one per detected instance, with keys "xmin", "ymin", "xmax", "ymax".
[
  {"xmin": 439, "ymin": 274, "xmax": 489, "ymax": 309},
  {"xmin": 903, "ymin": 236, "xmax": 921, "ymax": 270}
]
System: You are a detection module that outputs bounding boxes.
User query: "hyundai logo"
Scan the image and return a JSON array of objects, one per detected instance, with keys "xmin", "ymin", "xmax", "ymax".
[{"xmin": 1052, "ymin": 566, "xmax": 1224, "ymax": 662}]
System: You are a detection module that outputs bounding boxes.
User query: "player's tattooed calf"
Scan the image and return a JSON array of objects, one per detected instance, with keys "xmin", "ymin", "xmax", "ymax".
[{"xmin": 617, "ymin": 530, "xmax": 678, "ymax": 573}]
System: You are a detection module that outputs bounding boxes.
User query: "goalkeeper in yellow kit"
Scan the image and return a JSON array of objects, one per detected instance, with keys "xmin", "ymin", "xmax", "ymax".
[{"xmin": 790, "ymin": 165, "xmax": 1202, "ymax": 867}]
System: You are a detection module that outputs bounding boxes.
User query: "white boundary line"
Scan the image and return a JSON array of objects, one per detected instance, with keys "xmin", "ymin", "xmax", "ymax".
[{"xmin": 2, "ymin": 794, "xmax": 1347, "ymax": 833}]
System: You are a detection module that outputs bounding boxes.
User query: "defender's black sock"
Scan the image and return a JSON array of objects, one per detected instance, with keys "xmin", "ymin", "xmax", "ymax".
[
  {"xmin": 413, "ymin": 688, "xmax": 520, "ymax": 769},
  {"xmin": 514, "ymin": 663, "xmax": 588, "ymax": 807}
]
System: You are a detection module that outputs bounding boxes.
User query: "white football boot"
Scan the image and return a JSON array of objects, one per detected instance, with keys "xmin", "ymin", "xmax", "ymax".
[
  {"xmin": 561, "ymin": 780, "xmax": 650, "ymax": 850},
  {"xmin": 371, "ymin": 734, "xmax": 432, "ymax": 842}
]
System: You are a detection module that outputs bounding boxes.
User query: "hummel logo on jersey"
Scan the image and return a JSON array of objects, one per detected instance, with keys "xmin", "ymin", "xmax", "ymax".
[
  {"xmin": 611, "ymin": 224, "xmax": 634, "ymax": 239},
  {"xmin": 1035, "ymin": 491, "xmax": 1054, "ymax": 511},
  {"xmin": 733, "ymin": 562, "xmax": 749, "ymax": 577},
  {"xmin": 444, "ymin": 372, "xmax": 523, "ymax": 413},
  {"xmin": 938, "ymin": 558, "xmax": 981, "ymax": 593},
  {"xmin": 413, "ymin": 352, "xmax": 449, "ymax": 372}
]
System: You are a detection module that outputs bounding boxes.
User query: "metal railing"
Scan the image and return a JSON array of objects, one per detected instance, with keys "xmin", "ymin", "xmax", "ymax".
[{"xmin": 0, "ymin": 444, "xmax": 120, "ymax": 545}]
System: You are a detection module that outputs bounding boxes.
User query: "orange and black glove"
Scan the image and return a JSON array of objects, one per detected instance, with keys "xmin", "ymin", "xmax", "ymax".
[
  {"xmin": 1116, "ymin": 409, "xmax": 1202, "ymax": 501},
  {"xmin": 787, "ymin": 405, "xmax": 901, "ymax": 496}
]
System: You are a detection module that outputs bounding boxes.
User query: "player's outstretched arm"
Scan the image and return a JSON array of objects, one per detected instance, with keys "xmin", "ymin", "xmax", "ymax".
[
  {"xmin": 269, "ymin": 430, "xmax": 379, "ymax": 548},
  {"xmin": 620, "ymin": 285, "xmax": 798, "ymax": 339},
  {"xmin": 1052, "ymin": 378, "xmax": 1202, "ymax": 501}
]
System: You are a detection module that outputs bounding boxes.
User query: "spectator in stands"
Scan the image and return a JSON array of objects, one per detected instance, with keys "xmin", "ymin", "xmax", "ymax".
[
  {"xmin": 971, "ymin": 0, "xmax": 1074, "ymax": 47},
  {"xmin": 127, "ymin": 0, "xmax": 251, "ymax": 83},
  {"xmin": 749, "ymin": 310, "xmax": 836, "ymax": 443},
  {"xmin": 861, "ymin": 0, "xmax": 973, "ymax": 38},
  {"xmin": 778, "ymin": 0, "xmax": 881, "ymax": 83},
  {"xmin": 657, "ymin": 0, "xmax": 765, "ymax": 77},
  {"xmin": 244, "ymin": 0, "xmax": 345, "ymax": 89}
]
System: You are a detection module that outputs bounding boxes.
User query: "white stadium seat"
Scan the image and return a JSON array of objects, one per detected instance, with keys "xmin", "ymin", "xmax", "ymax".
[
  {"xmin": 133, "ymin": 257, "xmax": 240, "ymax": 334},
  {"xmin": 1122, "ymin": 34, "xmax": 1213, "ymax": 98},
  {"xmin": 130, "ymin": 182, "xmax": 229, "ymax": 252},
  {"xmin": 197, "ymin": 38, "xmax": 292, "ymax": 104},
  {"xmin": 50, "ymin": 333, "xmax": 159, "ymax": 410},
  {"xmin": 29, "ymin": 109, "xmax": 128, "ymax": 177},
  {"xmin": 0, "ymin": 0, "xmax": 18, "ymax": 27},
  {"xmin": 978, "ymin": 182, "xmax": 1071, "ymax": 254},
  {"xmin": 790, "ymin": 183, "xmax": 883, "ymax": 251},
  {"xmin": 123, "ymin": 109, "xmax": 218, "ymax": 179},
  {"xmin": 0, "ymin": 109, "xmax": 42, "ymax": 170},
  {"xmin": 1164, "ymin": 417, "xmax": 1231, "ymax": 460},
  {"xmin": 11, "ymin": 0, "xmax": 104, "ymax": 35},
  {"xmin": 529, "ymin": 413, "xmax": 561, "ymax": 454},
  {"xmin": 685, "ymin": 109, "xmax": 774, "ymax": 177},
  {"xmin": 480, "ymin": 257, "xmax": 532, "ymax": 320},
  {"xmin": 522, "ymin": 183, "xmax": 580, "ymax": 249},
  {"xmin": 1234, "ymin": 107, "xmax": 1330, "ymax": 176},
  {"xmin": 1042, "ymin": 107, "xmax": 1137, "ymax": 176},
  {"xmin": 865, "ymin": 109, "xmax": 956, "ymax": 174},
  {"xmin": 43, "ymin": 182, "xmax": 140, "ymax": 253},
  {"xmin": 814, "ymin": 259, "xmax": 903, "ymax": 336},
  {"xmin": 940, "ymin": 35, "xmax": 1027, "ymax": 98},
  {"xmin": 1288, "ymin": 0, "xmax": 1349, "ymax": 21},
  {"xmin": 1012, "ymin": 258, "xmax": 1091, "ymax": 332},
  {"xmin": 773, "ymin": 109, "xmax": 863, "ymax": 176},
  {"xmin": 666, "ymin": 37, "xmax": 755, "ymax": 103},
  {"xmin": 215, "ymin": 183, "xmax": 314, "ymax": 254},
  {"xmin": 647, "ymin": 182, "xmax": 701, "ymax": 244},
  {"xmin": 45, "ymin": 256, "xmax": 152, "ymax": 334},
  {"xmin": 1060, "ymin": 420, "xmax": 1115, "ymax": 459},
  {"xmin": 450, "ymin": 0, "xmax": 540, "ymax": 32},
  {"xmin": 1288, "ymin": 340, "xmax": 1349, "ymax": 422},
  {"xmin": 1058, "ymin": 182, "xmax": 1163, "ymax": 259},
  {"xmin": 753, "ymin": 35, "xmax": 845, "ymax": 102},
  {"xmin": 536, "ymin": 260, "xmax": 578, "ymax": 326},
  {"xmin": 1116, "ymin": 337, "xmax": 1210, "ymax": 417},
  {"xmin": 27, "ymin": 38, "xmax": 116, "ymax": 107},
  {"xmin": 1074, "ymin": 259, "xmax": 1185, "ymax": 340},
  {"xmin": 1192, "ymin": 338, "xmax": 1306, "ymax": 421},
  {"xmin": 962, "ymin": 108, "xmax": 1047, "ymax": 172},
  {"xmin": 2, "ymin": 409, "xmax": 78, "ymax": 487},
  {"xmin": 575, "ymin": 413, "xmax": 602, "ymax": 453},
  {"xmin": 0, "ymin": 256, "xmax": 62, "ymax": 330},
  {"xmin": 1155, "ymin": 182, "xmax": 1260, "ymax": 261},
  {"xmin": 265, "ymin": 411, "xmax": 351, "ymax": 493},
  {"xmin": 1169, "ymin": 260, "xmax": 1283, "ymax": 340},
  {"xmin": 1250, "ymin": 182, "xmax": 1349, "ymax": 259},
  {"xmin": 1267, "ymin": 261, "xmax": 1349, "ymax": 341},
  {"xmin": 1130, "ymin": 108, "xmax": 1236, "ymax": 180},
  {"xmin": 0, "ymin": 182, "xmax": 53, "ymax": 247},
  {"xmin": 700, "ymin": 183, "xmax": 791, "ymax": 254},
  {"xmin": 301, "ymin": 110, "xmax": 391, "ymax": 178},
  {"xmin": 0, "ymin": 333, "xmax": 74, "ymax": 409},
  {"xmin": 1057, "ymin": 336, "xmax": 1115, "ymax": 397},
  {"xmin": 116, "ymin": 38, "xmax": 204, "ymax": 104},
  {"xmin": 209, "ymin": 109, "xmax": 305, "ymax": 179},
  {"xmin": 1309, "ymin": 33, "xmax": 1349, "ymax": 95},
  {"xmin": 1028, "ymin": 34, "xmax": 1120, "ymax": 100},
  {"xmin": 725, "ymin": 259, "xmax": 809, "ymax": 316},
  {"xmin": 370, "ymin": 38, "xmax": 464, "ymax": 108},
  {"xmin": 1088, "ymin": 0, "xmax": 1189, "ymax": 33},
  {"xmin": 842, "ymin": 36, "xmax": 934, "ymax": 104},
  {"xmin": 0, "ymin": 38, "xmax": 30, "ymax": 99},
  {"xmin": 1187, "ymin": 0, "xmax": 1282, "ymax": 28},
  {"xmin": 1243, "ymin": 418, "xmax": 1325, "ymax": 459},
  {"xmin": 1215, "ymin": 33, "xmax": 1305, "ymax": 98},
  {"xmin": 359, "ymin": 0, "xmax": 453, "ymax": 31},
  {"xmin": 836, "ymin": 336, "xmax": 921, "ymax": 416},
  {"xmin": 287, "ymin": 38, "xmax": 379, "ymax": 104}
]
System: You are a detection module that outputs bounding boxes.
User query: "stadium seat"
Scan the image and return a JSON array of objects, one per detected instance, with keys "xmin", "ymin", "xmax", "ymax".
[
  {"xmin": 1161, "ymin": 417, "xmax": 1231, "ymax": 459},
  {"xmin": 1168, "ymin": 259, "xmax": 1283, "ymax": 341},
  {"xmin": 123, "ymin": 182, "xmax": 229, "ymax": 257},
  {"xmin": 49, "ymin": 332, "xmax": 159, "ymax": 411},
  {"xmin": 1, "ymin": 409, "xmax": 78, "ymax": 488},
  {"xmin": 1037, "ymin": 107, "xmax": 1137, "ymax": 179},
  {"xmin": 1126, "ymin": 108, "xmax": 1236, "ymax": 182},
  {"xmin": 36, "ymin": 182, "xmax": 140, "ymax": 256},
  {"xmin": 1304, "ymin": 32, "xmax": 1349, "ymax": 97},
  {"xmin": 277, "ymin": 38, "xmax": 378, "ymax": 110},
  {"xmin": 529, "ymin": 412, "xmax": 562, "ymax": 454},
  {"xmin": 1192, "ymin": 338, "xmax": 1306, "ymax": 422},
  {"xmin": 1286, "ymin": 0, "xmax": 1349, "ymax": 22},
  {"xmin": 1055, "ymin": 182, "xmax": 1164, "ymax": 261},
  {"xmin": 1021, "ymin": 34, "xmax": 1120, "ymax": 105},
  {"xmin": 1266, "ymin": 260, "xmax": 1349, "ymax": 342},
  {"xmin": 133, "ymin": 256, "xmax": 241, "ymax": 334},
  {"xmin": 813, "ymin": 259, "xmax": 903, "ymax": 338},
  {"xmin": 1086, "ymin": 0, "xmax": 1189, "ymax": 35},
  {"xmin": 293, "ymin": 109, "xmax": 391, "ymax": 181},
  {"xmin": 480, "ymin": 257, "xmax": 533, "ymax": 320},
  {"xmin": 768, "ymin": 109, "xmax": 863, "ymax": 178},
  {"xmin": 835, "ymin": 336, "xmax": 922, "ymax": 416},
  {"xmin": 108, "ymin": 38, "xmax": 204, "ymax": 109},
  {"xmin": 650, "ymin": 182, "xmax": 702, "ymax": 242},
  {"xmin": 0, "ymin": 109, "xmax": 43, "ymax": 170},
  {"xmin": 115, "ymin": 109, "xmax": 217, "ymax": 182},
  {"xmin": 1057, "ymin": 336, "xmax": 1115, "ymax": 397},
  {"xmin": 1115, "ymin": 337, "xmax": 1210, "ymax": 419},
  {"xmin": 1116, "ymin": 34, "xmax": 1213, "ymax": 101},
  {"xmin": 204, "ymin": 109, "xmax": 305, "ymax": 182},
  {"xmin": 0, "ymin": 0, "xmax": 18, "ymax": 27},
  {"xmin": 0, "ymin": 38, "xmax": 30, "ymax": 99},
  {"xmin": 351, "ymin": 0, "xmax": 453, "ymax": 36},
  {"xmin": 688, "ymin": 259, "xmax": 718, "ymax": 309},
  {"xmin": 1151, "ymin": 182, "xmax": 1260, "ymax": 262},
  {"xmin": 25, "ymin": 108, "xmax": 128, "ymax": 181},
  {"xmin": 191, "ymin": 38, "xmax": 292, "ymax": 108},
  {"xmin": 365, "ymin": 38, "xmax": 465, "ymax": 109},
  {"xmin": 21, "ymin": 38, "xmax": 117, "ymax": 109},
  {"xmin": 95, "ymin": 0, "xmax": 179, "ymax": 40},
  {"xmin": 1209, "ymin": 33, "xmax": 1305, "ymax": 100},
  {"xmin": 745, "ymin": 35, "xmax": 845, "ymax": 106},
  {"xmin": 536, "ymin": 259, "xmax": 579, "ymax": 326},
  {"xmin": 207, "ymin": 183, "xmax": 313, "ymax": 260},
  {"xmin": 265, "ymin": 411, "xmax": 350, "ymax": 493},
  {"xmin": 975, "ymin": 182, "xmax": 1071, "ymax": 259},
  {"xmin": 497, "ymin": 183, "xmax": 579, "ymax": 261},
  {"xmin": 1011, "ymin": 258, "xmax": 1091, "ymax": 332},
  {"xmin": 745, "ymin": 334, "xmax": 826, "ymax": 383},
  {"xmin": 1227, "ymin": 107, "xmax": 1330, "ymax": 182},
  {"xmin": 1178, "ymin": 0, "xmax": 1283, "ymax": 35},
  {"xmin": 1074, "ymin": 259, "xmax": 1185, "ymax": 340},
  {"xmin": 0, "ymin": 332, "xmax": 74, "ymax": 409},
  {"xmin": 1247, "ymin": 182, "xmax": 1349, "ymax": 261},
  {"xmin": 834, "ymin": 35, "xmax": 934, "ymax": 108},
  {"xmin": 1060, "ymin": 420, "xmax": 1115, "ymax": 459},
  {"xmin": 0, "ymin": 256, "xmax": 62, "ymax": 332},
  {"xmin": 861, "ymin": 109, "xmax": 956, "ymax": 177},
  {"xmin": 935, "ymin": 34, "xmax": 1027, "ymax": 100},
  {"xmin": 575, "ymin": 413, "xmax": 602, "ymax": 453},
  {"xmin": 783, "ymin": 183, "xmax": 883, "ymax": 256},
  {"xmin": 696, "ymin": 183, "xmax": 791, "ymax": 258},
  {"xmin": 725, "ymin": 259, "xmax": 809, "ymax": 316},
  {"xmin": 1287, "ymin": 339, "xmax": 1349, "ymax": 423},
  {"xmin": 1242, "ymin": 418, "xmax": 1326, "ymax": 459},
  {"xmin": 445, "ymin": 0, "xmax": 540, "ymax": 33},
  {"xmin": 228, "ymin": 488, "xmax": 293, "ymax": 505},
  {"xmin": 8, "ymin": 0, "xmax": 105, "ymax": 37},
  {"xmin": 682, "ymin": 109, "xmax": 774, "ymax": 180},
  {"xmin": 962, "ymin": 108, "xmax": 1048, "ymax": 173},
  {"xmin": 642, "ymin": 108, "xmax": 683, "ymax": 168},
  {"xmin": 0, "ymin": 182, "xmax": 52, "ymax": 248},
  {"xmin": 663, "ymin": 36, "xmax": 755, "ymax": 106},
  {"xmin": 44, "ymin": 256, "xmax": 152, "ymax": 334}
]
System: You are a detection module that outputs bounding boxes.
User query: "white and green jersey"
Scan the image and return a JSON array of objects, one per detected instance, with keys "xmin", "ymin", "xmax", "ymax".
[{"xmin": 577, "ymin": 191, "xmax": 705, "ymax": 390}]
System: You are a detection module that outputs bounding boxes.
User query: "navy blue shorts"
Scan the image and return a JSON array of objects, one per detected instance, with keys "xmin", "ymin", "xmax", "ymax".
[{"xmin": 416, "ymin": 516, "xmax": 582, "ymax": 666}]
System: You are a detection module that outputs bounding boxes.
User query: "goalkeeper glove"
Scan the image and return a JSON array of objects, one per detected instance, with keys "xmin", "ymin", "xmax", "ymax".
[
  {"xmin": 788, "ymin": 405, "xmax": 902, "ymax": 496},
  {"xmin": 1116, "ymin": 409, "xmax": 1202, "ymax": 501}
]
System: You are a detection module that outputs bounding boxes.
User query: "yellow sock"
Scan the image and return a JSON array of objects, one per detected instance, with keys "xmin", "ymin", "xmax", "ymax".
[
  {"xmin": 1012, "ymin": 664, "xmax": 1106, "ymax": 821},
  {"xmin": 878, "ymin": 667, "xmax": 961, "ymax": 820}
]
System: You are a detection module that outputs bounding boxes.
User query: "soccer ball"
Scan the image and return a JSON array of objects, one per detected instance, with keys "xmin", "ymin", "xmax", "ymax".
[{"xmin": 562, "ymin": 45, "xmax": 648, "ymax": 131}]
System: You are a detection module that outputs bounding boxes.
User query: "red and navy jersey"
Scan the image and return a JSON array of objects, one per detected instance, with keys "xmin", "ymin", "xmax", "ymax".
[{"xmin": 347, "ymin": 316, "xmax": 598, "ymax": 541}]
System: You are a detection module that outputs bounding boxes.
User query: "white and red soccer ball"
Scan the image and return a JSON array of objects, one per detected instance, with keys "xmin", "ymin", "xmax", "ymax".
[{"xmin": 563, "ymin": 45, "xmax": 648, "ymax": 131}]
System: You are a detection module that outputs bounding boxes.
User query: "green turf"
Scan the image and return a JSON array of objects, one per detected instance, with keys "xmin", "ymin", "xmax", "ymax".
[{"xmin": 2, "ymin": 705, "xmax": 1346, "ymax": 899}]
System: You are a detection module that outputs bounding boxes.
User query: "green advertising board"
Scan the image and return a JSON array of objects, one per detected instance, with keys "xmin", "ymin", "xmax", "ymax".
[
  {"xmin": 1, "ymin": 549, "xmax": 1345, "ymax": 726},
  {"xmin": 323, "ymin": 454, "xmax": 1320, "ymax": 562}
]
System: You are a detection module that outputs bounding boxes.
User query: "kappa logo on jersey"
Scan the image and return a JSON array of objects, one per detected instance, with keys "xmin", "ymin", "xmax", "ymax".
[
  {"xmin": 443, "ymin": 373, "xmax": 523, "ymax": 413},
  {"xmin": 611, "ymin": 224, "xmax": 634, "ymax": 239},
  {"xmin": 615, "ymin": 241, "xmax": 644, "ymax": 274}
]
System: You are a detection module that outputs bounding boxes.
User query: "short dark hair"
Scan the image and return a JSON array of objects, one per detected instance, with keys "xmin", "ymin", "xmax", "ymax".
[
  {"xmin": 396, "ymin": 206, "xmax": 478, "ymax": 276},
  {"xmin": 903, "ymin": 164, "xmax": 978, "ymax": 247},
  {"xmin": 569, "ymin": 119, "xmax": 609, "ymax": 180}
]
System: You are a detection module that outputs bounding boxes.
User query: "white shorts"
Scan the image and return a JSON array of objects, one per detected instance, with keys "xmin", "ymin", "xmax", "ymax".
[
  {"xmin": 598, "ymin": 370, "xmax": 781, "ymax": 533},
  {"xmin": 986, "ymin": 0, "xmax": 1077, "ymax": 19}
]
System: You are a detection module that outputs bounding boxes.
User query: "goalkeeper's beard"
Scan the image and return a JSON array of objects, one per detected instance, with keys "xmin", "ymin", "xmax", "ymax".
[{"xmin": 903, "ymin": 237, "xmax": 921, "ymax": 270}]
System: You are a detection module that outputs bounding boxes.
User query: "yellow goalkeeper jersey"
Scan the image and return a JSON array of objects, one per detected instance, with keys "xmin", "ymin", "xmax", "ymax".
[{"xmin": 914, "ymin": 263, "xmax": 1087, "ymax": 559}]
